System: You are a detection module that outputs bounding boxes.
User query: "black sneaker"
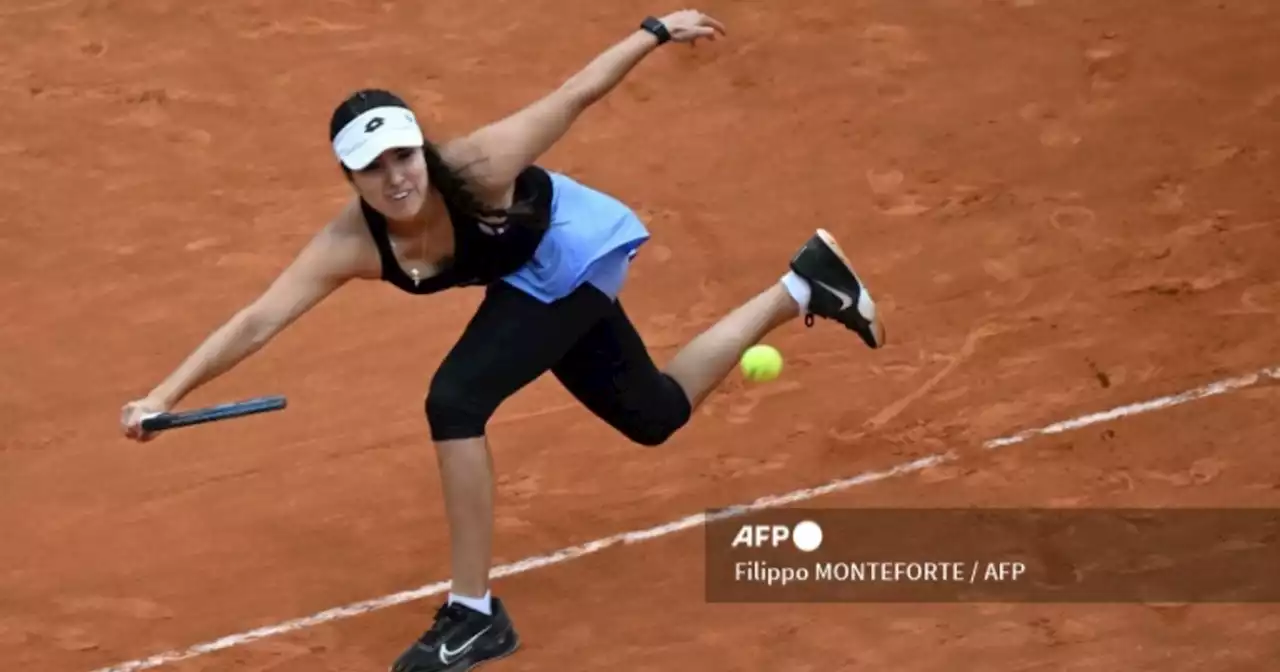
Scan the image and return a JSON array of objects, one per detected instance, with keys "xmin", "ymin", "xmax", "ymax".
[
  {"xmin": 789, "ymin": 228, "xmax": 886, "ymax": 349},
  {"xmin": 389, "ymin": 599, "xmax": 520, "ymax": 672}
]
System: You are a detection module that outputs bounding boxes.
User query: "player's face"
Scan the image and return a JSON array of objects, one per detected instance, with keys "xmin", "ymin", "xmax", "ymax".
[{"xmin": 350, "ymin": 146, "xmax": 429, "ymax": 221}]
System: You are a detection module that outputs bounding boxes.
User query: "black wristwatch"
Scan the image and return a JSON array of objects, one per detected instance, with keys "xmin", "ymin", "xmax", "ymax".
[{"xmin": 640, "ymin": 16, "xmax": 671, "ymax": 44}]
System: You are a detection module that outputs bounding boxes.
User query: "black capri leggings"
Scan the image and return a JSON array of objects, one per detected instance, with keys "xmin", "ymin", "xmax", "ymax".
[{"xmin": 425, "ymin": 280, "xmax": 693, "ymax": 446}]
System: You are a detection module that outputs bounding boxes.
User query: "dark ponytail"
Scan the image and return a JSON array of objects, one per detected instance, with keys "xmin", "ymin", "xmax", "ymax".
[{"xmin": 417, "ymin": 134, "xmax": 512, "ymax": 221}]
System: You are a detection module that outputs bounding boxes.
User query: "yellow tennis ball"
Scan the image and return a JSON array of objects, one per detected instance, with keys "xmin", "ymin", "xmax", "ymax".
[{"xmin": 740, "ymin": 344, "xmax": 783, "ymax": 382}]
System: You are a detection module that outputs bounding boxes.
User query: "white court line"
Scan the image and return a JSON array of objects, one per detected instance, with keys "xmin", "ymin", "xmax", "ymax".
[
  {"xmin": 91, "ymin": 364, "xmax": 1280, "ymax": 672},
  {"xmin": 985, "ymin": 366, "xmax": 1280, "ymax": 448}
]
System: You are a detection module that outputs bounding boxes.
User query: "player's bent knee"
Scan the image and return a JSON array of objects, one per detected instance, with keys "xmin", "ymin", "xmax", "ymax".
[
  {"xmin": 624, "ymin": 422, "xmax": 680, "ymax": 447},
  {"xmin": 621, "ymin": 376, "xmax": 692, "ymax": 447},
  {"xmin": 424, "ymin": 377, "xmax": 494, "ymax": 443}
]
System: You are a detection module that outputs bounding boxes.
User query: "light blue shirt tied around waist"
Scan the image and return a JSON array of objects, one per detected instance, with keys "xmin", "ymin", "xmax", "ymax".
[{"xmin": 502, "ymin": 170, "xmax": 651, "ymax": 303}]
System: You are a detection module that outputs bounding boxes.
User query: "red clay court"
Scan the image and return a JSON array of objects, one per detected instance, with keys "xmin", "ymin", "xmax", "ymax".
[{"xmin": 2, "ymin": 0, "xmax": 1278, "ymax": 670}]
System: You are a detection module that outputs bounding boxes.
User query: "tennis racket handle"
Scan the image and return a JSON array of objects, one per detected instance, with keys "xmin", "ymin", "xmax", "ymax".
[{"xmin": 139, "ymin": 395, "xmax": 287, "ymax": 432}]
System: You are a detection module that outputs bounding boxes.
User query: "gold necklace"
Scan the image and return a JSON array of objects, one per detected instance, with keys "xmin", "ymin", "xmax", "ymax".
[{"xmin": 396, "ymin": 225, "xmax": 431, "ymax": 287}]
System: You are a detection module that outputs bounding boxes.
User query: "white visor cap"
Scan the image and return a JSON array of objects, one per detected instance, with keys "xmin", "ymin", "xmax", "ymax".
[{"xmin": 332, "ymin": 105, "xmax": 425, "ymax": 170}]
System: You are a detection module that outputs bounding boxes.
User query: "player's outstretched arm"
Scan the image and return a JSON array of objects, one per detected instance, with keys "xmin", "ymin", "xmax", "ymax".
[
  {"xmin": 445, "ymin": 9, "xmax": 726, "ymax": 205},
  {"xmin": 120, "ymin": 214, "xmax": 364, "ymax": 441}
]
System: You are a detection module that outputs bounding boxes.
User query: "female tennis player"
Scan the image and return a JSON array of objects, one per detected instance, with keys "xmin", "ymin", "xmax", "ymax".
[{"xmin": 120, "ymin": 9, "xmax": 884, "ymax": 671}]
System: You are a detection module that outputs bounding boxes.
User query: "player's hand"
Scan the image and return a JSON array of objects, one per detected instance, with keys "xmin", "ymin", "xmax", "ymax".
[
  {"xmin": 121, "ymin": 397, "xmax": 169, "ymax": 442},
  {"xmin": 657, "ymin": 9, "xmax": 727, "ymax": 44}
]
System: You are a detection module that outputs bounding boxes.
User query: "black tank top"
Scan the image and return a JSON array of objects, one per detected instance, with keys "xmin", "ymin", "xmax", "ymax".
[{"xmin": 360, "ymin": 165, "xmax": 553, "ymax": 295}]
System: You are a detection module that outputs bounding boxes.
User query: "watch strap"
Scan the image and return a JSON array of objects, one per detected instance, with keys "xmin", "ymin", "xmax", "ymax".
[{"xmin": 640, "ymin": 16, "xmax": 671, "ymax": 44}]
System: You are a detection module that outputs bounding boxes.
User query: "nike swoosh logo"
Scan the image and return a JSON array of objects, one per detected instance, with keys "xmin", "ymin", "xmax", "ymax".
[
  {"xmin": 439, "ymin": 626, "xmax": 491, "ymax": 665},
  {"xmin": 813, "ymin": 279, "xmax": 854, "ymax": 311}
]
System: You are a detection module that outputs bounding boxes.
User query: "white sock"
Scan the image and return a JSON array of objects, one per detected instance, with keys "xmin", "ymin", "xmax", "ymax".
[
  {"xmin": 448, "ymin": 590, "xmax": 492, "ymax": 616},
  {"xmin": 780, "ymin": 271, "xmax": 812, "ymax": 312}
]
